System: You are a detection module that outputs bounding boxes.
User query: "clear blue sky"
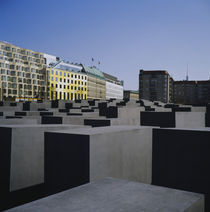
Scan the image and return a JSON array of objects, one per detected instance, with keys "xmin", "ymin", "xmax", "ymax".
[{"xmin": 1, "ymin": 0, "xmax": 210, "ymax": 89}]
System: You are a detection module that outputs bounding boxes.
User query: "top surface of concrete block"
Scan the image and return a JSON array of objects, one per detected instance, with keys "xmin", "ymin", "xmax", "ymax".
[
  {"xmin": 0, "ymin": 124, "xmax": 87, "ymax": 129},
  {"xmin": 162, "ymin": 127, "xmax": 210, "ymax": 132},
  {"xmin": 7, "ymin": 178, "xmax": 204, "ymax": 212},
  {"xmin": 47, "ymin": 125, "xmax": 153, "ymax": 136}
]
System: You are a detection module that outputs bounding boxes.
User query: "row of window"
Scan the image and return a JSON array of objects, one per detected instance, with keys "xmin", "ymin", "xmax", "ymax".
[
  {"xmin": 0, "ymin": 51, "xmax": 44, "ymax": 63},
  {"xmin": 50, "ymin": 91, "xmax": 86, "ymax": 100},
  {"xmin": 0, "ymin": 61, "xmax": 43, "ymax": 70},
  {"xmin": 50, "ymin": 77, "xmax": 87, "ymax": 85},
  {"xmin": 1, "ymin": 44, "xmax": 43, "ymax": 58},
  {"xmin": 2, "ymin": 86, "xmax": 45, "ymax": 94},
  {"xmin": 51, "ymin": 83, "xmax": 87, "ymax": 90},
  {"xmin": 50, "ymin": 70, "xmax": 86, "ymax": 79},
  {"xmin": 1, "ymin": 74, "xmax": 45, "ymax": 80}
]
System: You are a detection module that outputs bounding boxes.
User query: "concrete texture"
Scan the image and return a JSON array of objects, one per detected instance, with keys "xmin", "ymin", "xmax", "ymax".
[
  {"xmin": 175, "ymin": 112, "xmax": 205, "ymax": 128},
  {"xmin": 0, "ymin": 124, "xmax": 89, "ymax": 192},
  {"xmin": 0, "ymin": 119, "xmax": 37, "ymax": 125},
  {"xmin": 152, "ymin": 128, "xmax": 210, "ymax": 211},
  {"xmin": 7, "ymin": 178, "xmax": 204, "ymax": 212},
  {"xmin": 44, "ymin": 126, "xmax": 153, "ymax": 194}
]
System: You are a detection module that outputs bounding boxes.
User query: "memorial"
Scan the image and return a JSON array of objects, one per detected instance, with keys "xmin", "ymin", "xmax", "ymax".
[
  {"xmin": 44, "ymin": 126, "xmax": 153, "ymax": 195},
  {"xmin": 152, "ymin": 128, "xmax": 210, "ymax": 211},
  {"xmin": 7, "ymin": 178, "xmax": 204, "ymax": 212}
]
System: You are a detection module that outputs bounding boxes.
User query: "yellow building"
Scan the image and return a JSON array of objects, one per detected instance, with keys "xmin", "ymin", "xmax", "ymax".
[
  {"xmin": 48, "ymin": 61, "xmax": 87, "ymax": 100},
  {"xmin": 0, "ymin": 41, "xmax": 47, "ymax": 101}
]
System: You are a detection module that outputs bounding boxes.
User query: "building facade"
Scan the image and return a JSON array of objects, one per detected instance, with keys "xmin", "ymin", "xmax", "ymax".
[
  {"xmin": 103, "ymin": 72, "xmax": 123, "ymax": 99},
  {"xmin": 81, "ymin": 65, "xmax": 106, "ymax": 100},
  {"xmin": 0, "ymin": 41, "xmax": 124, "ymax": 101},
  {"xmin": 48, "ymin": 61, "xmax": 87, "ymax": 100},
  {"xmin": 0, "ymin": 41, "xmax": 47, "ymax": 101},
  {"xmin": 174, "ymin": 80, "xmax": 210, "ymax": 105},
  {"xmin": 139, "ymin": 69, "xmax": 173, "ymax": 103},
  {"xmin": 124, "ymin": 90, "xmax": 139, "ymax": 100}
]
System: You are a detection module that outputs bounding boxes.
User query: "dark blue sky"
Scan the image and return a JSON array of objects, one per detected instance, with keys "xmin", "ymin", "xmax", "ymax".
[{"xmin": 1, "ymin": 0, "xmax": 210, "ymax": 89}]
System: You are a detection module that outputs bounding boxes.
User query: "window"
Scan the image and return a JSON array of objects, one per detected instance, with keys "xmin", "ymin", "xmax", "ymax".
[
  {"xmin": 60, "ymin": 72, "xmax": 62, "ymax": 76},
  {"xmin": 60, "ymin": 84, "xmax": 62, "ymax": 88},
  {"xmin": 52, "ymin": 70, "xmax": 54, "ymax": 74},
  {"xmin": 10, "ymin": 65, "xmax": 15, "ymax": 69},
  {"xmin": 51, "ymin": 77, "xmax": 54, "ymax": 81},
  {"xmin": 51, "ymin": 84, "xmax": 53, "ymax": 87},
  {"xmin": 60, "ymin": 78, "xmax": 62, "ymax": 82},
  {"xmin": 64, "ymin": 79, "xmax": 66, "ymax": 83},
  {"xmin": 64, "ymin": 85, "xmax": 66, "ymax": 89},
  {"xmin": 56, "ymin": 71, "xmax": 58, "ymax": 75},
  {"xmin": 1, "ymin": 75, "xmax": 6, "ymax": 81},
  {"xmin": 56, "ymin": 77, "xmax": 58, "ymax": 81},
  {"xmin": 1, "ymin": 69, "xmax": 5, "ymax": 74}
]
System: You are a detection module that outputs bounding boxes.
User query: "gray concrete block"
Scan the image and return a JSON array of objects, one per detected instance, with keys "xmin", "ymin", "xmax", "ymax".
[
  {"xmin": 44, "ymin": 126, "xmax": 153, "ymax": 194},
  {"xmin": 7, "ymin": 178, "xmax": 204, "ymax": 212},
  {"xmin": 175, "ymin": 112, "xmax": 205, "ymax": 128},
  {"xmin": 0, "ymin": 119, "xmax": 37, "ymax": 125},
  {"xmin": 0, "ymin": 124, "xmax": 89, "ymax": 192}
]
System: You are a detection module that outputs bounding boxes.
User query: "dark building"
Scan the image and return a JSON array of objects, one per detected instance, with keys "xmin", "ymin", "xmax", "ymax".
[
  {"xmin": 174, "ymin": 80, "xmax": 210, "ymax": 105},
  {"xmin": 139, "ymin": 69, "xmax": 173, "ymax": 103}
]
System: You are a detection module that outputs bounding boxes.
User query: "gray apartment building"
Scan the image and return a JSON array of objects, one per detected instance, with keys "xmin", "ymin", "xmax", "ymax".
[
  {"xmin": 139, "ymin": 69, "xmax": 173, "ymax": 103},
  {"xmin": 174, "ymin": 80, "xmax": 210, "ymax": 105}
]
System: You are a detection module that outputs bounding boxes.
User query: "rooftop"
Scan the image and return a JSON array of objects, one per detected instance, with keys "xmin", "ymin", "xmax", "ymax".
[{"xmin": 81, "ymin": 65, "xmax": 105, "ymax": 80}]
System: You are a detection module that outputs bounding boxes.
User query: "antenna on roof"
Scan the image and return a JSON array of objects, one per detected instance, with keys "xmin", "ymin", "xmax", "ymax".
[{"xmin": 186, "ymin": 63, "xmax": 189, "ymax": 81}]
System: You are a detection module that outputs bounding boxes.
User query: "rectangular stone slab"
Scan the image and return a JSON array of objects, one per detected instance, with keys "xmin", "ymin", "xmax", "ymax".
[
  {"xmin": 7, "ymin": 178, "xmax": 204, "ymax": 212},
  {"xmin": 84, "ymin": 119, "xmax": 111, "ymax": 127},
  {"xmin": 44, "ymin": 126, "xmax": 153, "ymax": 195},
  {"xmin": 0, "ymin": 124, "xmax": 88, "ymax": 193},
  {"xmin": 152, "ymin": 128, "xmax": 210, "ymax": 211},
  {"xmin": 141, "ymin": 112, "xmax": 175, "ymax": 127}
]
